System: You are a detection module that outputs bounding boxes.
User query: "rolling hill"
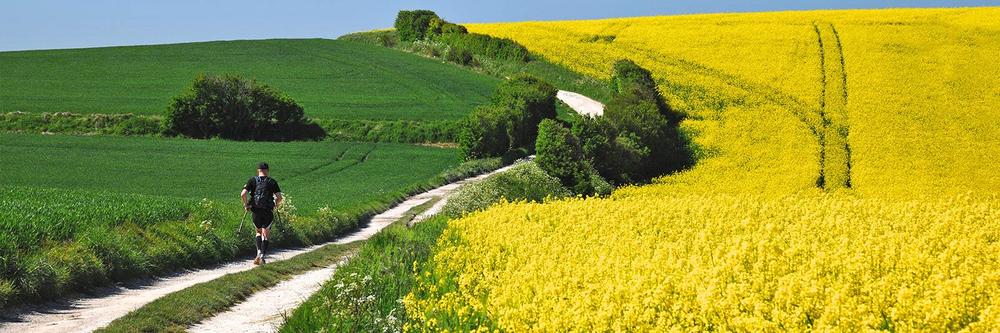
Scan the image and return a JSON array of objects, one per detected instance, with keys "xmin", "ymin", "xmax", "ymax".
[{"xmin": 0, "ymin": 38, "xmax": 499, "ymax": 120}]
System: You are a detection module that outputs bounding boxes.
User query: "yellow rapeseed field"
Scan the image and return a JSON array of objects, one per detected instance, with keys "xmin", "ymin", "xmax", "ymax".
[{"xmin": 405, "ymin": 7, "xmax": 1000, "ymax": 331}]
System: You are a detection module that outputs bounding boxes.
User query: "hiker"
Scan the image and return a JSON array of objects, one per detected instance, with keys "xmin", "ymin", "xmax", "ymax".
[{"xmin": 240, "ymin": 162, "xmax": 283, "ymax": 265}]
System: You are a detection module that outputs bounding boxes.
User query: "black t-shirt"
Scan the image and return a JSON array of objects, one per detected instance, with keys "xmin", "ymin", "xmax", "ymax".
[{"xmin": 244, "ymin": 176, "xmax": 281, "ymax": 198}]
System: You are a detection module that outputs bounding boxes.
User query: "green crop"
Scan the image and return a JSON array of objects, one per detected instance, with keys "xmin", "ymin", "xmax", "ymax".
[
  {"xmin": 0, "ymin": 133, "xmax": 459, "ymax": 213},
  {"xmin": 0, "ymin": 39, "xmax": 499, "ymax": 121}
]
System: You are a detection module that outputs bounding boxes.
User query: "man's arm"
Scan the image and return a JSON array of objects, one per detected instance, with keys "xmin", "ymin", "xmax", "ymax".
[
  {"xmin": 274, "ymin": 192, "xmax": 283, "ymax": 209},
  {"xmin": 240, "ymin": 188, "xmax": 250, "ymax": 211}
]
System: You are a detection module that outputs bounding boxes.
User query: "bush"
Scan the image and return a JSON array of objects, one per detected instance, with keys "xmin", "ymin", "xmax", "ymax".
[
  {"xmin": 393, "ymin": 11, "xmax": 529, "ymax": 64},
  {"xmin": 535, "ymin": 119, "xmax": 595, "ymax": 194},
  {"xmin": 441, "ymin": 162, "xmax": 570, "ymax": 217},
  {"xmin": 610, "ymin": 59, "xmax": 657, "ymax": 95},
  {"xmin": 458, "ymin": 105, "xmax": 513, "ymax": 160},
  {"xmin": 566, "ymin": 59, "xmax": 691, "ymax": 184},
  {"xmin": 604, "ymin": 96, "xmax": 671, "ymax": 181},
  {"xmin": 491, "ymin": 75, "xmax": 558, "ymax": 149},
  {"xmin": 164, "ymin": 74, "xmax": 324, "ymax": 141},
  {"xmin": 571, "ymin": 115, "xmax": 631, "ymax": 184},
  {"xmin": 394, "ymin": 10, "xmax": 440, "ymax": 42},
  {"xmin": 610, "ymin": 59, "xmax": 678, "ymax": 122},
  {"xmin": 457, "ymin": 75, "xmax": 557, "ymax": 160}
]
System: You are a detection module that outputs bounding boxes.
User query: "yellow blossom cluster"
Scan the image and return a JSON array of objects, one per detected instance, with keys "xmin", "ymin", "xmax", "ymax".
[
  {"xmin": 406, "ymin": 194, "xmax": 1000, "ymax": 331},
  {"xmin": 403, "ymin": 7, "xmax": 1000, "ymax": 331}
]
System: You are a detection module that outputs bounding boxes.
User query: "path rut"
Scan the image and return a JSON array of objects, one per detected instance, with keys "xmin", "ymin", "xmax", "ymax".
[{"xmin": 814, "ymin": 21, "xmax": 852, "ymax": 190}]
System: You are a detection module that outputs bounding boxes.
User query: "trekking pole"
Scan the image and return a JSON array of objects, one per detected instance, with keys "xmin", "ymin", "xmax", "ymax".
[{"xmin": 237, "ymin": 209, "xmax": 248, "ymax": 235}]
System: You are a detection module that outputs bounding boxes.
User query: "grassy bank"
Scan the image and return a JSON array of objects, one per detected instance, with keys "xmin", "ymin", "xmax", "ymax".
[{"xmin": 279, "ymin": 216, "xmax": 449, "ymax": 333}]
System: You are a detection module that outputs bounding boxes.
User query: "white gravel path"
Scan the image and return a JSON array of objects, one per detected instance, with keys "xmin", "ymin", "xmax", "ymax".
[
  {"xmin": 187, "ymin": 159, "xmax": 529, "ymax": 332},
  {"xmin": 188, "ymin": 259, "xmax": 349, "ymax": 333},
  {"xmin": 0, "ymin": 161, "xmax": 525, "ymax": 333},
  {"xmin": 557, "ymin": 90, "xmax": 604, "ymax": 117},
  {"xmin": 0, "ymin": 242, "xmax": 332, "ymax": 333}
]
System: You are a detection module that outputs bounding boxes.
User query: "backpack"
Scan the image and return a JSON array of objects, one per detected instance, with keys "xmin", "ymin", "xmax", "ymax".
[{"xmin": 251, "ymin": 176, "xmax": 275, "ymax": 210}]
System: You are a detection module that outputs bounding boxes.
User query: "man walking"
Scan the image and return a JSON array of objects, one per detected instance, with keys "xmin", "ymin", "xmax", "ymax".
[{"xmin": 240, "ymin": 162, "xmax": 283, "ymax": 265}]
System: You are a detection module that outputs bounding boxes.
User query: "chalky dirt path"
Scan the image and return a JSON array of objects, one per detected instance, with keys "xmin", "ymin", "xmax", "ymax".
[
  {"xmin": 557, "ymin": 90, "xmax": 604, "ymax": 117},
  {"xmin": 0, "ymin": 162, "xmax": 523, "ymax": 333}
]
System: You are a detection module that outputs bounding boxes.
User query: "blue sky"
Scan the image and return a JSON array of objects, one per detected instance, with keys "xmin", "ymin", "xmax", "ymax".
[{"xmin": 1, "ymin": 0, "xmax": 995, "ymax": 51}]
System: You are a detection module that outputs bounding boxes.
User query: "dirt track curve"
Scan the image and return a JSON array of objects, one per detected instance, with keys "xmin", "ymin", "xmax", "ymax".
[{"xmin": 557, "ymin": 90, "xmax": 604, "ymax": 117}]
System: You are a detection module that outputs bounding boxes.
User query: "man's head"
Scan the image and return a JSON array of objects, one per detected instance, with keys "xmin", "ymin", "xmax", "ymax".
[{"xmin": 257, "ymin": 162, "xmax": 269, "ymax": 176}]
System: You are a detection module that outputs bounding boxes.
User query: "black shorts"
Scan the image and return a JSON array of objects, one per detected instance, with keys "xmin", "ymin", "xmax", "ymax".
[{"xmin": 251, "ymin": 208, "xmax": 274, "ymax": 229}]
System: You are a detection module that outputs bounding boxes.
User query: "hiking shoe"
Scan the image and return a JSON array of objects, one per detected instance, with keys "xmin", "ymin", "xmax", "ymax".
[
  {"xmin": 260, "ymin": 257, "xmax": 266, "ymax": 265},
  {"xmin": 253, "ymin": 256, "xmax": 262, "ymax": 265}
]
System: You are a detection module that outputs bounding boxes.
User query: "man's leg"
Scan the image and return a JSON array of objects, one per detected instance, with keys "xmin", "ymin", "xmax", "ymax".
[
  {"xmin": 254, "ymin": 228, "xmax": 264, "ymax": 265},
  {"xmin": 260, "ymin": 227, "xmax": 270, "ymax": 256},
  {"xmin": 250, "ymin": 209, "xmax": 262, "ymax": 265}
]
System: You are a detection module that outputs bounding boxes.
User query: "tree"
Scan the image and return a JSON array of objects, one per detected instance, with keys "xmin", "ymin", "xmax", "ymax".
[
  {"xmin": 610, "ymin": 59, "xmax": 679, "ymax": 122},
  {"xmin": 491, "ymin": 75, "xmax": 558, "ymax": 149},
  {"xmin": 535, "ymin": 119, "xmax": 594, "ymax": 194},
  {"xmin": 457, "ymin": 105, "xmax": 513, "ymax": 160},
  {"xmin": 395, "ymin": 10, "xmax": 440, "ymax": 42}
]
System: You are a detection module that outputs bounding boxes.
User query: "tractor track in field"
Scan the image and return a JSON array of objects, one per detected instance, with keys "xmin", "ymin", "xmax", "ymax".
[
  {"xmin": 544, "ymin": 22, "xmax": 852, "ymax": 190},
  {"xmin": 282, "ymin": 143, "xmax": 378, "ymax": 183},
  {"xmin": 814, "ymin": 21, "xmax": 852, "ymax": 190},
  {"xmin": 0, "ymin": 159, "xmax": 525, "ymax": 333},
  {"xmin": 281, "ymin": 145, "xmax": 354, "ymax": 182}
]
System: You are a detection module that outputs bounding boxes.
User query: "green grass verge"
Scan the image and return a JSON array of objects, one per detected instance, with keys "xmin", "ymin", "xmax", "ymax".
[
  {"xmin": 279, "ymin": 215, "xmax": 450, "ymax": 333},
  {"xmin": 0, "ymin": 39, "xmax": 499, "ymax": 121},
  {"xmin": 95, "ymin": 241, "xmax": 360, "ymax": 333}
]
